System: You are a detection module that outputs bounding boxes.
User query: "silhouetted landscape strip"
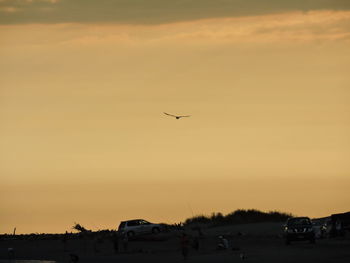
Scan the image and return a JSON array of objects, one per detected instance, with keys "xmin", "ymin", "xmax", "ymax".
[{"xmin": 184, "ymin": 209, "xmax": 293, "ymax": 226}]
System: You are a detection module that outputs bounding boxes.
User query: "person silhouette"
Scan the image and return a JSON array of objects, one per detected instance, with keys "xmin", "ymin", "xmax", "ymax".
[
  {"xmin": 8, "ymin": 248, "xmax": 15, "ymax": 260},
  {"xmin": 112, "ymin": 232, "xmax": 120, "ymax": 253},
  {"xmin": 69, "ymin": 253, "xmax": 79, "ymax": 263},
  {"xmin": 180, "ymin": 233, "xmax": 190, "ymax": 260},
  {"xmin": 122, "ymin": 233, "xmax": 129, "ymax": 252}
]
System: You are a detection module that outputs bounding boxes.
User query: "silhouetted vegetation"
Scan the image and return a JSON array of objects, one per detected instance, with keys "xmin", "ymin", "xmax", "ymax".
[
  {"xmin": 0, "ymin": 209, "xmax": 293, "ymax": 241},
  {"xmin": 184, "ymin": 209, "xmax": 293, "ymax": 226},
  {"xmin": 72, "ymin": 223, "xmax": 90, "ymax": 233}
]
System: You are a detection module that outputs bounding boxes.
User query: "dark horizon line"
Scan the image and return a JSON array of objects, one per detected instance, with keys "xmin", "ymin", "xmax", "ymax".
[{"xmin": 2, "ymin": 208, "xmax": 347, "ymax": 236}]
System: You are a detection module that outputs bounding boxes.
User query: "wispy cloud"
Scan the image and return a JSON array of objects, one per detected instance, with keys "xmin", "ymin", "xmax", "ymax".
[
  {"xmin": 4, "ymin": 10, "xmax": 345, "ymax": 47},
  {"xmin": 1, "ymin": 0, "xmax": 59, "ymax": 3},
  {"xmin": 1, "ymin": 10, "xmax": 349, "ymax": 58},
  {"xmin": 0, "ymin": 0, "xmax": 350, "ymax": 24},
  {"xmin": 0, "ymin": 6, "xmax": 20, "ymax": 12}
]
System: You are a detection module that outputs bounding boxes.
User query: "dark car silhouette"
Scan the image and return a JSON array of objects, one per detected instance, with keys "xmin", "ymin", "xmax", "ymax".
[{"xmin": 284, "ymin": 217, "xmax": 315, "ymax": 245}]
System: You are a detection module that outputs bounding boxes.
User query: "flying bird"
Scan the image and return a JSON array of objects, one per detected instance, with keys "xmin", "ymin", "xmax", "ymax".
[{"xmin": 164, "ymin": 112, "xmax": 191, "ymax": 119}]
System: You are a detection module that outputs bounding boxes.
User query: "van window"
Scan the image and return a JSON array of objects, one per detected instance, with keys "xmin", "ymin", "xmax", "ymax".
[
  {"xmin": 127, "ymin": 220, "xmax": 139, "ymax": 226},
  {"xmin": 118, "ymin": 222, "xmax": 126, "ymax": 230}
]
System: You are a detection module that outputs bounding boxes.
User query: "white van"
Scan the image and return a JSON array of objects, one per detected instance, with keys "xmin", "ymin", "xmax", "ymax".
[{"xmin": 118, "ymin": 219, "xmax": 161, "ymax": 237}]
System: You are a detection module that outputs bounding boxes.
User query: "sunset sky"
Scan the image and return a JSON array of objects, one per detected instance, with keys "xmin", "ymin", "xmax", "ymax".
[{"xmin": 1, "ymin": 0, "xmax": 350, "ymax": 234}]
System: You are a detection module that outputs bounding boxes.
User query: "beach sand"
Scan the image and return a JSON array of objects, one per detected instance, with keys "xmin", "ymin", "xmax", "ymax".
[{"xmin": 1, "ymin": 222, "xmax": 349, "ymax": 263}]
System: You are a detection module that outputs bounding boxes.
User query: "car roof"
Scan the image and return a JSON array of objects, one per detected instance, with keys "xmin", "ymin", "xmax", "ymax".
[
  {"xmin": 288, "ymin": 217, "xmax": 310, "ymax": 220},
  {"xmin": 287, "ymin": 217, "xmax": 312, "ymax": 224},
  {"xmin": 121, "ymin": 219, "xmax": 145, "ymax": 223}
]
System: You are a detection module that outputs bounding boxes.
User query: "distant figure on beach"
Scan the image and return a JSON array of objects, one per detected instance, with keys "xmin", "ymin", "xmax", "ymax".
[
  {"xmin": 62, "ymin": 231, "xmax": 68, "ymax": 251},
  {"xmin": 112, "ymin": 232, "xmax": 120, "ymax": 253},
  {"xmin": 192, "ymin": 236, "xmax": 199, "ymax": 251},
  {"xmin": 217, "ymin": 236, "xmax": 229, "ymax": 250},
  {"xmin": 336, "ymin": 220, "xmax": 343, "ymax": 236},
  {"xmin": 69, "ymin": 253, "xmax": 79, "ymax": 263},
  {"xmin": 180, "ymin": 233, "xmax": 190, "ymax": 260},
  {"xmin": 192, "ymin": 225, "xmax": 203, "ymax": 237},
  {"xmin": 122, "ymin": 233, "xmax": 129, "ymax": 252},
  {"xmin": 7, "ymin": 248, "xmax": 15, "ymax": 260},
  {"xmin": 93, "ymin": 236, "xmax": 99, "ymax": 253}
]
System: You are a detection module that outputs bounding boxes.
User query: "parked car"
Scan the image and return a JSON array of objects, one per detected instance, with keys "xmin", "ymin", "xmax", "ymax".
[
  {"xmin": 284, "ymin": 217, "xmax": 315, "ymax": 245},
  {"xmin": 118, "ymin": 219, "xmax": 162, "ymax": 237},
  {"xmin": 329, "ymin": 212, "xmax": 350, "ymax": 237}
]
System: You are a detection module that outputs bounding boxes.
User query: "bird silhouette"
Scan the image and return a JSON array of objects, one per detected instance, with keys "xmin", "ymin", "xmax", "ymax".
[{"xmin": 164, "ymin": 112, "xmax": 190, "ymax": 119}]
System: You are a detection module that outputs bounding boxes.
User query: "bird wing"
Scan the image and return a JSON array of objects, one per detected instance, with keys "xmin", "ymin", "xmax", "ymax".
[
  {"xmin": 164, "ymin": 112, "xmax": 177, "ymax": 118},
  {"xmin": 178, "ymin": 115, "xmax": 191, "ymax": 118}
]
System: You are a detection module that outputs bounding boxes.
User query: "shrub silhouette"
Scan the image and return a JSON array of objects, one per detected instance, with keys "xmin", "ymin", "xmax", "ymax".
[
  {"xmin": 72, "ymin": 223, "xmax": 89, "ymax": 233},
  {"xmin": 184, "ymin": 209, "xmax": 292, "ymax": 226}
]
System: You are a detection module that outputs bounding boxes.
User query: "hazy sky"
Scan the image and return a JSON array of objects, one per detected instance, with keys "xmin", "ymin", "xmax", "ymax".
[
  {"xmin": 1, "ymin": 1, "xmax": 350, "ymax": 233},
  {"xmin": 1, "ymin": 0, "xmax": 350, "ymax": 24}
]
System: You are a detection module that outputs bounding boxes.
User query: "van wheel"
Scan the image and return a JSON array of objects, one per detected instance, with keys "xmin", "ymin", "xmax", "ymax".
[
  {"xmin": 152, "ymin": 227, "xmax": 160, "ymax": 234},
  {"xmin": 127, "ymin": 231, "xmax": 135, "ymax": 238}
]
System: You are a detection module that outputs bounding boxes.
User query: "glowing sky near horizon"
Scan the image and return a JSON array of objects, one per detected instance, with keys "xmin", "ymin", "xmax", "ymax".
[{"xmin": 1, "ymin": 1, "xmax": 350, "ymax": 233}]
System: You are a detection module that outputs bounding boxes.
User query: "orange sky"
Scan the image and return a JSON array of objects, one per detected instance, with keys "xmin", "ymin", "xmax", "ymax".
[{"xmin": 1, "ymin": 9, "xmax": 350, "ymax": 234}]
